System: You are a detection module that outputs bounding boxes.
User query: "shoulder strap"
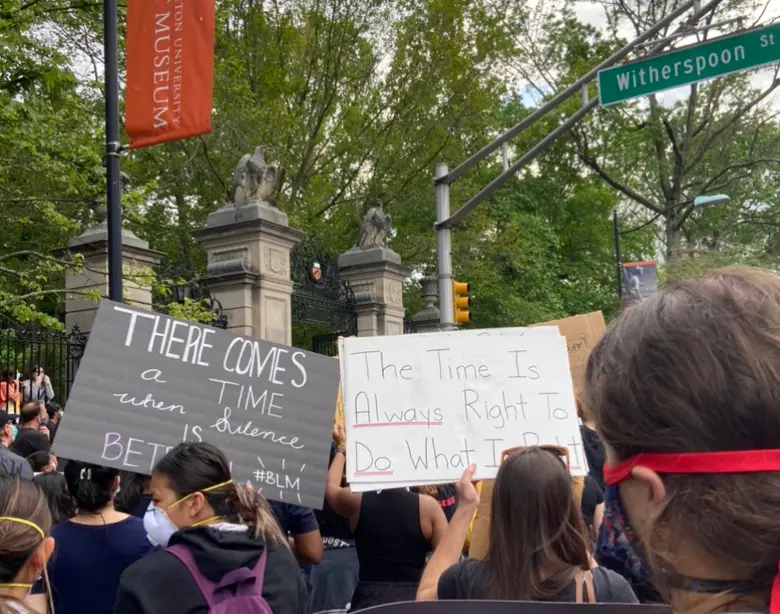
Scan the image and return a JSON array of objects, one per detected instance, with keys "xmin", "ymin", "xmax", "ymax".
[
  {"xmin": 583, "ymin": 570, "xmax": 596, "ymax": 603},
  {"xmin": 167, "ymin": 544, "xmax": 217, "ymax": 607},
  {"xmin": 573, "ymin": 570, "xmax": 596, "ymax": 604}
]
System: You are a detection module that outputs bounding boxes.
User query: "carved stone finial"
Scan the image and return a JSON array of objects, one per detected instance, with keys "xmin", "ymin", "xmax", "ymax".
[
  {"xmin": 228, "ymin": 146, "xmax": 280, "ymax": 209},
  {"xmin": 355, "ymin": 200, "xmax": 392, "ymax": 250}
]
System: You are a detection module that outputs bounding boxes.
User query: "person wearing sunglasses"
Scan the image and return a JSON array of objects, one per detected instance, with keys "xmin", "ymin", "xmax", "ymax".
[
  {"xmin": 588, "ymin": 267, "xmax": 780, "ymax": 613},
  {"xmin": 416, "ymin": 447, "xmax": 636, "ymax": 603}
]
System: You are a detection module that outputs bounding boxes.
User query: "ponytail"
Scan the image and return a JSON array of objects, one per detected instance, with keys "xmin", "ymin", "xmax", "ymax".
[{"xmin": 226, "ymin": 484, "xmax": 287, "ymax": 546}]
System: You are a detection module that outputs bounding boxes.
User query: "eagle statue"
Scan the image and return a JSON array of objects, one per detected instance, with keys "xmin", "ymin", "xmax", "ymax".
[
  {"xmin": 356, "ymin": 200, "xmax": 392, "ymax": 250},
  {"xmin": 229, "ymin": 146, "xmax": 279, "ymax": 207}
]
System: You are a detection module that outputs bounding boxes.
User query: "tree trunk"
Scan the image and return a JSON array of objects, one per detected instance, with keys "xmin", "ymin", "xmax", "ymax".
[{"xmin": 666, "ymin": 215, "xmax": 682, "ymax": 262}]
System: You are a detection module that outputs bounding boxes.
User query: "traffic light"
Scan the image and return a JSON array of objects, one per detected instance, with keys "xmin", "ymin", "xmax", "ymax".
[{"xmin": 453, "ymin": 281, "xmax": 471, "ymax": 325}]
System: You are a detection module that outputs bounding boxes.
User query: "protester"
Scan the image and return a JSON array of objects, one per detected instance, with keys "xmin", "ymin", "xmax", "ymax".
[
  {"xmin": 32, "ymin": 461, "xmax": 157, "ymax": 614},
  {"xmin": 0, "ymin": 413, "xmax": 31, "ymax": 479},
  {"xmin": 0, "ymin": 476, "xmax": 55, "ymax": 614},
  {"xmin": 26, "ymin": 451, "xmax": 56, "ymax": 475},
  {"xmin": 326, "ymin": 425, "xmax": 448, "ymax": 610},
  {"xmin": 114, "ymin": 472, "xmax": 153, "ymax": 519},
  {"xmin": 416, "ymin": 448, "xmax": 637, "ymax": 603},
  {"xmin": 587, "ymin": 267, "xmax": 780, "ymax": 612},
  {"xmin": 415, "ymin": 484, "xmax": 458, "ymax": 522},
  {"xmin": 311, "ymin": 442, "xmax": 359, "ymax": 614},
  {"xmin": 33, "ymin": 472, "xmax": 74, "ymax": 524},
  {"xmin": 21, "ymin": 367, "xmax": 54, "ymax": 405},
  {"xmin": 114, "ymin": 442, "xmax": 308, "ymax": 614},
  {"xmin": 271, "ymin": 502, "xmax": 324, "ymax": 565},
  {"xmin": 10, "ymin": 402, "xmax": 49, "ymax": 458},
  {"xmin": 578, "ymin": 401, "xmax": 606, "ymax": 490},
  {"xmin": 0, "ymin": 370, "xmax": 20, "ymax": 416},
  {"xmin": 581, "ymin": 473, "xmax": 604, "ymax": 543},
  {"xmin": 43, "ymin": 402, "xmax": 63, "ymax": 444}
]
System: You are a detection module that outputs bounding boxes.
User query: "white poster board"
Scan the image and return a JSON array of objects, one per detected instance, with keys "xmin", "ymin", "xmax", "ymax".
[{"xmin": 340, "ymin": 327, "xmax": 585, "ymax": 491}]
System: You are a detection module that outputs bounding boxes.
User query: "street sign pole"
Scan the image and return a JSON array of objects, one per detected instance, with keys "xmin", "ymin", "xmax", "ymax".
[{"xmin": 598, "ymin": 23, "xmax": 780, "ymax": 105}]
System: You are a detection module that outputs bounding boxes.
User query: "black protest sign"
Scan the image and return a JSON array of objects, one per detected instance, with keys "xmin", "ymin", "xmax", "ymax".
[
  {"xmin": 53, "ymin": 300, "xmax": 340, "ymax": 509},
  {"xmin": 360, "ymin": 602, "xmax": 669, "ymax": 614}
]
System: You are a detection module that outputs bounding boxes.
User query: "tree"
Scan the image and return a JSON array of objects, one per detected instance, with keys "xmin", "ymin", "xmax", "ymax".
[{"xmin": 499, "ymin": 0, "xmax": 780, "ymax": 262}]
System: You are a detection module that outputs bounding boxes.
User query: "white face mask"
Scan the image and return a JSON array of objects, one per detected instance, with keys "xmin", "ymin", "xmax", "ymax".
[{"xmin": 143, "ymin": 504, "xmax": 178, "ymax": 547}]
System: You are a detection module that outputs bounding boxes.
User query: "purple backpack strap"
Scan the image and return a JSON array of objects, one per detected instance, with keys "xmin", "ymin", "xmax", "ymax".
[
  {"xmin": 167, "ymin": 544, "xmax": 217, "ymax": 607},
  {"xmin": 169, "ymin": 544, "xmax": 268, "ymax": 602}
]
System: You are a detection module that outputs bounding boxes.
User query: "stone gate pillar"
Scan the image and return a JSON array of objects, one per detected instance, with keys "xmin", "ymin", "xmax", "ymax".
[
  {"xmin": 193, "ymin": 148, "xmax": 304, "ymax": 344},
  {"xmin": 338, "ymin": 202, "xmax": 411, "ymax": 337},
  {"xmin": 62, "ymin": 219, "xmax": 164, "ymax": 333}
]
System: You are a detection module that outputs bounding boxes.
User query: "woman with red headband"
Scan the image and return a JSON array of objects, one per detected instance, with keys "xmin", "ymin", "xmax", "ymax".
[{"xmin": 587, "ymin": 267, "xmax": 780, "ymax": 613}]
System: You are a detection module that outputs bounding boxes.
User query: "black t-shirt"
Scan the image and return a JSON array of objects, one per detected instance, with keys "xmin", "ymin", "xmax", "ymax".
[
  {"xmin": 11, "ymin": 427, "xmax": 50, "ymax": 458},
  {"xmin": 580, "ymin": 474, "xmax": 604, "ymax": 527},
  {"xmin": 580, "ymin": 425, "xmax": 606, "ymax": 490},
  {"xmin": 438, "ymin": 559, "xmax": 638, "ymax": 603}
]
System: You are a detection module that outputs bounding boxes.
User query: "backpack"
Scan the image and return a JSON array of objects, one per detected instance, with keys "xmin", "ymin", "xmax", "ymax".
[{"xmin": 168, "ymin": 544, "xmax": 273, "ymax": 614}]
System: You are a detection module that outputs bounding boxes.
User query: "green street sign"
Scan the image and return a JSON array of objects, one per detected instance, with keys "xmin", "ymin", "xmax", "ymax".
[{"xmin": 598, "ymin": 23, "xmax": 780, "ymax": 106}]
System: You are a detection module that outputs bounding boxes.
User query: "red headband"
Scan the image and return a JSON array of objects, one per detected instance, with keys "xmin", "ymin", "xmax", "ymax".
[{"xmin": 604, "ymin": 449, "xmax": 780, "ymax": 614}]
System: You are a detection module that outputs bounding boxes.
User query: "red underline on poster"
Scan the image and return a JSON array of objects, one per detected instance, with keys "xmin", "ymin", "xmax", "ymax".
[
  {"xmin": 356, "ymin": 471, "xmax": 394, "ymax": 476},
  {"xmin": 353, "ymin": 422, "xmax": 444, "ymax": 428}
]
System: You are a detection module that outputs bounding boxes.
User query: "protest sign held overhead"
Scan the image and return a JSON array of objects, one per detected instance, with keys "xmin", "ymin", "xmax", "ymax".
[
  {"xmin": 340, "ymin": 327, "xmax": 584, "ymax": 491},
  {"xmin": 53, "ymin": 300, "xmax": 340, "ymax": 509}
]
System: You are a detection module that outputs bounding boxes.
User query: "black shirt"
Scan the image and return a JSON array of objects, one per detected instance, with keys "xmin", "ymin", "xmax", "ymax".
[
  {"xmin": 580, "ymin": 425, "xmax": 606, "ymax": 490},
  {"xmin": 581, "ymin": 474, "xmax": 604, "ymax": 527},
  {"xmin": 355, "ymin": 490, "xmax": 429, "ymax": 583},
  {"xmin": 11, "ymin": 427, "xmax": 50, "ymax": 458},
  {"xmin": 438, "ymin": 559, "xmax": 638, "ymax": 603}
]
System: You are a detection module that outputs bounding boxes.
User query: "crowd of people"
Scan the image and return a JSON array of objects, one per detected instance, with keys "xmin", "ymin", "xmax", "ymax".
[{"xmin": 0, "ymin": 266, "xmax": 776, "ymax": 613}]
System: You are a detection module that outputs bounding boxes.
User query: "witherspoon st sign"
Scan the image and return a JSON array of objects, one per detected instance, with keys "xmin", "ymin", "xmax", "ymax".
[{"xmin": 599, "ymin": 23, "xmax": 780, "ymax": 106}]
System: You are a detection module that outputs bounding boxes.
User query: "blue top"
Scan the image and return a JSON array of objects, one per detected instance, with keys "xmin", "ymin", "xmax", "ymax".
[
  {"xmin": 38, "ymin": 516, "xmax": 159, "ymax": 614},
  {"xmin": 270, "ymin": 502, "xmax": 319, "ymax": 535}
]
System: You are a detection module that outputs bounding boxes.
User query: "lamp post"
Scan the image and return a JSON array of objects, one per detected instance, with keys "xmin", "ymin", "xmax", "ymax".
[{"xmin": 612, "ymin": 193, "xmax": 730, "ymax": 297}]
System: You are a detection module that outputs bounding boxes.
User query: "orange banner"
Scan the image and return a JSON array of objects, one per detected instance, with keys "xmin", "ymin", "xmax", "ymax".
[{"xmin": 125, "ymin": 0, "xmax": 216, "ymax": 149}]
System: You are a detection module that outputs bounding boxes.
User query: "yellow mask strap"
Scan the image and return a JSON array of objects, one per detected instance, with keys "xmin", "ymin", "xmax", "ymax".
[
  {"xmin": 0, "ymin": 583, "xmax": 32, "ymax": 589},
  {"xmin": 0, "ymin": 517, "xmax": 44, "ymax": 540},
  {"xmin": 193, "ymin": 515, "xmax": 222, "ymax": 527},
  {"xmin": 169, "ymin": 480, "xmax": 233, "ymax": 510}
]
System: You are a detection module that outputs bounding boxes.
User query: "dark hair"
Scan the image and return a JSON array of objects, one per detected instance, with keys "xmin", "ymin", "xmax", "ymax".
[
  {"xmin": 26, "ymin": 451, "xmax": 51, "ymax": 473},
  {"xmin": 486, "ymin": 447, "xmax": 590, "ymax": 600},
  {"xmin": 1, "ymin": 369, "xmax": 13, "ymax": 382},
  {"xmin": 585, "ymin": 267, "xmax": 780, "ymax": 607},
  {"xmin": 154, "ymin": 442, "xmax": 286, "ymax": 545},
  {"xmin": 114, "ymin": 471, "xmax": 148, "ymax": 514},
  {"xmin": 29, "ymin": 366, "xmax": 42, "ymax": 379},
  {"xmin": 33, "ymin": 472, "xmax": 74, "ymax": 524},
  {"xmin": 19, "ymin": 401, "xmax": 43, "ymax": 424},
  {"xmin": 0, "ymin": 476, "xmax": 51, "ymax": 614},
  {"xmin": 64, "ymin": 461, "xmax": 119, "ymax": 513}
]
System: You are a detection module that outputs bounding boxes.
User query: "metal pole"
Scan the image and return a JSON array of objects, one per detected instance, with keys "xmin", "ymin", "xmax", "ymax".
[
  {"xmin": 438, "ymin": 0, "xmax": 721, "ymax": 186},
  {"xmin": 501, "ymin": 142, "xmax": 510, "ymax": 172},
  {"xmin": 613, "ymin": 210, "xmax": 622, "ymax": 297},
  {"xmin": 104, "ymin": 0, "xmax": 123, "ymax": 302},
  {"xmin": 442, "ymin": 99, "xmax": 598, "ymax": 229},
  {"xmin": 436, "ymin": 164, "xmax": 455, "ymax": 330}
]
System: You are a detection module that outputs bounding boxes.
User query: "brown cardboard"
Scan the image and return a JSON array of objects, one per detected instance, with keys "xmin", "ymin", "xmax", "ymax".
[
  {"xmin": 531, "ymin": 311, "xmax": 606, "ymax": 399},
  {"xmin": 334, "ymin": 356, "xmax": 344, "ymax": 429},
  {"xmin": 469, "ymin": 312, "xmax": 605, "ymax": 560}
]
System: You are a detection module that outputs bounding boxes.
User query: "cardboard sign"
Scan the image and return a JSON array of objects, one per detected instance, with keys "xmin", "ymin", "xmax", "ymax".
[
  {"xmin": 359, "ymin": 601, "xmax": 669, "ymax": 614},
  {"xmin": 531, "ymin": 311, "xmax": 606, "ymax": 399},
  {"xmin": 334, "ymin": 356, "xmax": 345, "ymax": 430},
  {"xmin": 340, "ymin": 327, "xmax": 584, "ymax": 491},
  {"xmin": 53, "ymin": 301, "xmax": 340, "ymax": 509}
]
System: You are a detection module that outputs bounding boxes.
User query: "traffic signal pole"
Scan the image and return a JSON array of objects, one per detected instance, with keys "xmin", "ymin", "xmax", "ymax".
[
  {"xmin": 436, "ymin": 163, "xmax": 455, "ymax": 330},
  {"xmin": 435, "ymin": 0, "xmax": 723, "ymax": 328}
]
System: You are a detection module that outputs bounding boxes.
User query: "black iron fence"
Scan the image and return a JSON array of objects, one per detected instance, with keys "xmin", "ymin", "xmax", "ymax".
[{"xmin": 0, "ymin": 325, "xmax": 88, "ymax": 405}]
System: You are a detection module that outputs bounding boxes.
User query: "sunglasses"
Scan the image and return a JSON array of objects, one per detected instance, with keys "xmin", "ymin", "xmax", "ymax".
[{"xmin": 500, "ymin": 445, "xmax": 570, "ymax": 470}]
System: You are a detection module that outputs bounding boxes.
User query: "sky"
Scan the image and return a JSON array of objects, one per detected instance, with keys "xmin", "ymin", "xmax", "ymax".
[{"xmin": 571, "ymin": 0, "xmax": 780, "ymax": 107}]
